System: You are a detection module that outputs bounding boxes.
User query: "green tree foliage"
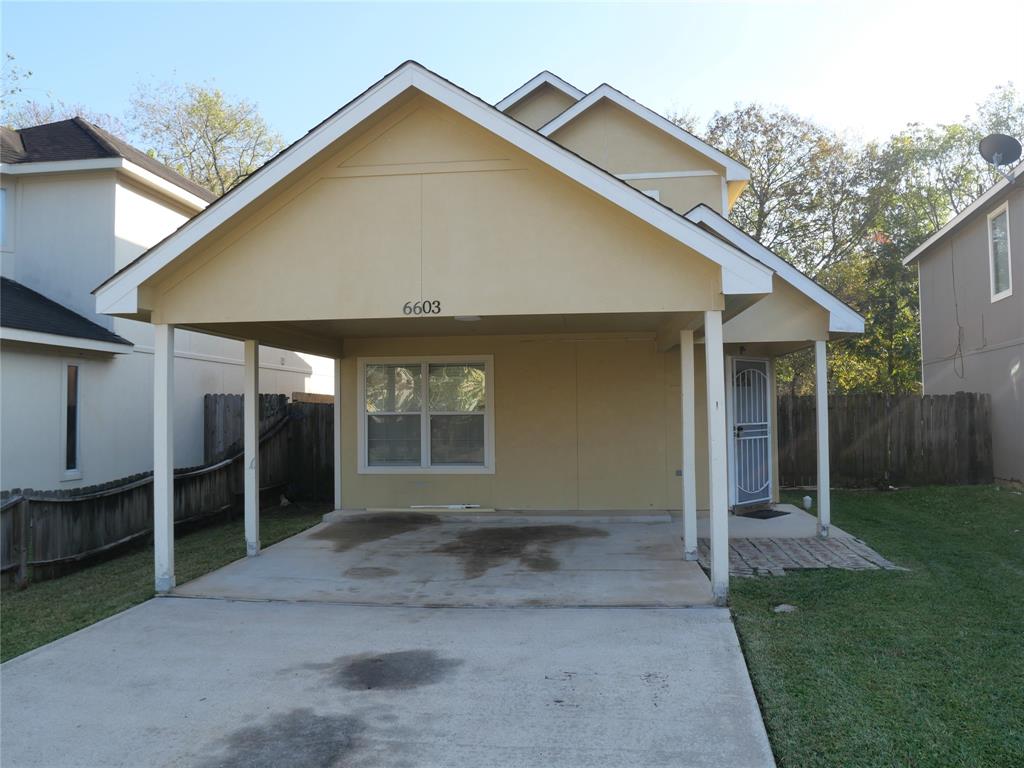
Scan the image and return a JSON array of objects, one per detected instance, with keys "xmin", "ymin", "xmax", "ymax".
[
  {"xmin": 693, "ymin": 85, "xmax": 1022, "ymax": 394},
  {"xmin": 128, "ymin": 82, "xmax": 284, "ymax": 196}
]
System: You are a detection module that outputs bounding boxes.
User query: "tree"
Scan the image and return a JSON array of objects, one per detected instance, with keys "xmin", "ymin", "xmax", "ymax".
[
  {"xmin": 703, "ymin": 104, "xmax": 874, "ymax": 278},
  {"xmin": 128, "ymin": 82, "xmax": 284, "ymax": 196},
  {"xmin": 2, "ymin": 53, "xmax": 30, "ymax": 99},
  {"xmin": 3, "ymin": 97, "xmax": 126, "ymax": 134}
]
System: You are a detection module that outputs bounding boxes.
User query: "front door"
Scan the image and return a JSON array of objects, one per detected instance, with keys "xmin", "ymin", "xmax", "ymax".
[{"xmin": 730, "ymin": 359, "xmax": 772, "ymax": 506}]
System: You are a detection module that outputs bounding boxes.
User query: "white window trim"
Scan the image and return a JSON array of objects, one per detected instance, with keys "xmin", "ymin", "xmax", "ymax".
[
  {"xmin": 356, "ymin": 355, "xmax": 495, "ymax": 475},
  {"xmin": 988, "ymin": 201, "xmax": 1013, "ymax": 303},
  {"xmin": 60, "ymin": 361, "xmax": 82, "ymax": 481}
]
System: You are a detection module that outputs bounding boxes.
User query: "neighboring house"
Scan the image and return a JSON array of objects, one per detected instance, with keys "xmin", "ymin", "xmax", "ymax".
[
  {"xmin": 904, "ymin": 163, "xmax": 1023, "ymax": 484},
  {"xmin": 94, "ymin": 63, "xmax": 863, "ymax": 600},
  {"xmin": 0, "ymin": 117, "xmax": 312, "ymax": 491}
]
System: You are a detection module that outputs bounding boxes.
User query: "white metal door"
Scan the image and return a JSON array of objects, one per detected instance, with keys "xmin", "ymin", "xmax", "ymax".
[{"xmin": 731, "ymin": 359, "xmax": 772, "ymax": 505}]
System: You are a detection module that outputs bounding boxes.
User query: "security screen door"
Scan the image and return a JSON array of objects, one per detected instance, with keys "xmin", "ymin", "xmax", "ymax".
[{"xmin": 731, "ymin": 359, "xmax": 772, "ymax": 505}]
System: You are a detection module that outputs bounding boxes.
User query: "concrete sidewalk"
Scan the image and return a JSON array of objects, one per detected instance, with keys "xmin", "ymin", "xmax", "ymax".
[{"xmin": 0, "ymin": 597, "xmax": 775, "ymax": 768}]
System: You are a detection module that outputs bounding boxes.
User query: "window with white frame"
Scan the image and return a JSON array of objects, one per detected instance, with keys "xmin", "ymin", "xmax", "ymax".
[
  {"xmin": 359, "ymin": 356, "xmax": 493, "ymax": 473},
  {"xmin": 988, "ymin": 202, "xmax": 1012, "ymax": 301}
]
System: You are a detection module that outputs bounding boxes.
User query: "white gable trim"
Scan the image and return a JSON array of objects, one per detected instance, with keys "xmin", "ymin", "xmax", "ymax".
[
  {"xmin": 539, "ymin": 84, "xmax": 750, "ymax": 183},
  {"xmin": 495, "ymin": 71, "xmax": 585, "ymax": 112},
  {"xmin": 903, "ymin": 162, "xmax": 1024, "ymax": 265},
  {"xmin": 96, "ymin": 62, "xmax": 772, "ymax": 315},
  {"xmin": 685, "ymin": 205, "xmax": 864, "ymax": 334}
]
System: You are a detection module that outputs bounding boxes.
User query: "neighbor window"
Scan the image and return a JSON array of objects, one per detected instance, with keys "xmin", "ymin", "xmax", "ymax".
[
  {"xmin": 359, "ymin": 357, "xmax": 492, "ymax": 473},
  {"xmin": 63, "ymin": 363, "xmax": 80, "ymax": 477},
  {"xmin": 988, "ymin": 202, "xmax": 1012, "ymax": 301}
]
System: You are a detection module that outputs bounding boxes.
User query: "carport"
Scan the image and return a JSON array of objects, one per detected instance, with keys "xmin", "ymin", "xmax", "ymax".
[{"xmin": 94, "ymin": 63, "xmax": 856, "ymax": 605}]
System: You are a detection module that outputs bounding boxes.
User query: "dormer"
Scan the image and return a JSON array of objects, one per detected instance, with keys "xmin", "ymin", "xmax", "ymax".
[
  {"xmin": 495, "ymin": 71, "xmax": 585, "ymax": 130},
  {"xmin": 539, "ymin": 84, "xmax": 749, "ymax": 217}
]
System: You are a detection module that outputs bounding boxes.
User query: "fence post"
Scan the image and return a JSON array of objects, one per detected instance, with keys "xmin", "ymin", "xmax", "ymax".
[{"xmin": 17, "ymin": 497, "xmax": 30, "ymax": 588}]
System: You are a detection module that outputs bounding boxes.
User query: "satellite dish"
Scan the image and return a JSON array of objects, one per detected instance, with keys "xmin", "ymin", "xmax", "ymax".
[{"xmin": 979, "ymin": 133, "xmax": 1022, "ymax": 167}]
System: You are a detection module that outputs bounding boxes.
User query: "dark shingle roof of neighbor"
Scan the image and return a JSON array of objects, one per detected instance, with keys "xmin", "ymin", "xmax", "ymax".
[
  {"xmin": 0, "ymin": 277, "xmax": 132, "ymax": 346},
  {"xmin": 0, "ymin": 117, "xmax": 216, "ymax": 203}
]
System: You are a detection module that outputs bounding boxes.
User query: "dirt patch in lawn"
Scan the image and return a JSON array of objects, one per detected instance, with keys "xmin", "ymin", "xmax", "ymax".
[
  {"xmin": 307, "ymin": 650, "xmax": 463, "ymax": 691},
  {"xmin": 311, "ymin": 513, "xmax": 441, "ymax": 553},
  {"xmin": 433, "ymin": 525, "xmax": 609, "ymax": 578},
  {"xmin": 198, "ymin": 708, "xmax": 365, "ymax": 768}
]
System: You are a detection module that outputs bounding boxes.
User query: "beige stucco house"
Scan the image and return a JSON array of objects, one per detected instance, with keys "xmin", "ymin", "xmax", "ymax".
[
  {"xmin": 95, "ymin": 63, "xmax": 863, "ymax": 601},
  {"xmin": 904, "ymin": 163, "xmax": 1023, "ymax": 484}
]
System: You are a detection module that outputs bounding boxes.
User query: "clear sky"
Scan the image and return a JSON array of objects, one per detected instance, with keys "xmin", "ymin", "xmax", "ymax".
[{"xmin": 3, "ymin": 1, "xmax": 1023, "ymax": 144}]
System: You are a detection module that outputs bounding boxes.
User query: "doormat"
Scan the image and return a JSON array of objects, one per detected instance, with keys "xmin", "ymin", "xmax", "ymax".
[{"xmin": 737, "ymin": 507, "xmax": 790, "ymax": 520}]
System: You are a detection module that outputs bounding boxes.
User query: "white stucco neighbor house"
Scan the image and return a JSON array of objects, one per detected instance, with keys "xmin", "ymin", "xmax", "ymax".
[
  {"xmin": 0, "ymin": 118, "xmax": 312, "ymax": 491},
  {"xmin": 95, "ymin": 63, "xmax": 863, "ymax": 602}
]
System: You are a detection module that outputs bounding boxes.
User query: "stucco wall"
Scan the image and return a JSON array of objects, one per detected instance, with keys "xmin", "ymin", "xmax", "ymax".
[
  {"xmin": 0, "ymin": 340, "xmax": 307, "ymax": 490},
  {"xmin": 339, "ymin": 333, "xmax": 710, "ymax": 510},
  {"xmin": 918, "ymin": 187, "xmax": 1023, "ymax": 482},
  {"xmin": 2, "ymin": 172, "xmax": 116, "ymax": 328},
  {"xmin": 149, "ymin": 95, "xmax": 723, "ymax": 326}
]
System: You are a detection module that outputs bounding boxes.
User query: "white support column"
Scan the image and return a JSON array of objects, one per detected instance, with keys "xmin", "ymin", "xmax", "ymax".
[
  {"xmin": 815, "ymin": 340, "xmax": 831, "ymax": 538},
  {"xmin": 680, "ymin": 329, "xmax": 698, "ymax": 560},
  {"xmin": 333, "ymin": 357, "xmax": 343, "ymax": 512},
  {"xmin": 704, "ymin": 310, "xmax": 729, "ymax": 603},
  {"xmin": 244, "ymin": 339, "xmax": 260, "ymax": 556},
  {"xmin": 153, "ymin": 324, "xmax": 175, "ymax": 593}
]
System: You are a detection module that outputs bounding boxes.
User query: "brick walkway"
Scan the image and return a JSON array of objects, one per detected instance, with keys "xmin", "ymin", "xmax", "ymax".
[{"xmin": 698, "ymin": 536, "xmax": 902, "ymax": 577}]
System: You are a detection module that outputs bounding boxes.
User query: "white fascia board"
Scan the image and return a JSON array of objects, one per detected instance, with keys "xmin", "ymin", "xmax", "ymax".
[
  {"xmin": 95, "ymin": 62, "xmax": 772, "ymax": 314},
  {"xmin": 1, "ymin": 158, "xmax": 122, "ymax": 176},
  {"xmin": 495, "ymin": 71, "xmax": 586, "ymax": 111},
  {"xmin": 539, "ymin": 84, "xmax": 751, "ymax": 183},
  {"xmin": 0, "ymin": 326, "xmax": 133, "ymax": 354},
  {"xmin": 903, "ymin": 163, "xmax": 1024, "ymax": 265},
  {"xmin": 0, "ymin": 157, "xmax": 208, "ymax": 213},
  {"xmin": 686, "ymin": 205, "xmax": 865, "ymax": 334},
  {"xmin": 118, "ymin": 161, "xmax": 209, "ymax": 212}
]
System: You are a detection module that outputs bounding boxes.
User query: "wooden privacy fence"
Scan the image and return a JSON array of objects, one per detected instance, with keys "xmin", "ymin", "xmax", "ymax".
[
  {"xmin": 203, "ymin": 394, "xmax": 336, "ymax": 502},
  {"xmin": 0, "ymin": 410, "xmax": 290, "ymax": 587},
  {"xmin": 777, "ymin": 392, "xmax": 993, "ymax": 488}
]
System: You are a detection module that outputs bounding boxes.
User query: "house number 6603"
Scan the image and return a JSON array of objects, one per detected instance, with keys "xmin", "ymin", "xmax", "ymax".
[{"xmin": 403, "ymin": 300, "xmax": 442, "ymax": 315}]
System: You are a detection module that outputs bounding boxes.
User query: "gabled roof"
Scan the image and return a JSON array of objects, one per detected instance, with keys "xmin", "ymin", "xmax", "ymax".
[
  {"xmin": 95, "ymin": 61, "xmax": 773, "ymax": 315},
  {"xmin": 538, "ymin": 84, "xmax": 750, "ymax": 183},
  {"xmin": 495, "ymin": 71, "xmax": 586, "ymax": 112},
  {"xmin": 1, "ymin": 277, "xmax": 132, "ymax": 352},
  {"xmin": 903, "ymin": 162, "xmax": 1024, "ymax": 265},
  {"xmin": 0, "ymin": 117, "xmax": 216, "ymax": 203},
  {"xmin": 684, "ymin": 205, "xmax": 864, "ymax": 334}
]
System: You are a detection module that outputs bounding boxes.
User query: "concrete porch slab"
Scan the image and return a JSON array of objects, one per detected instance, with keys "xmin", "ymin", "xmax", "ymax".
[
  {"xmin": 692, "ymin": 504, "xmax": 852, "ymax": 539},
  {"xmin": 175, "ymin": 513, "xmax": 714, "ymax": 607}
]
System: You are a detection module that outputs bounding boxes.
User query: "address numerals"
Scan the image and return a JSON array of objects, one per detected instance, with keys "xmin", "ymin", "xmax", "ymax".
[{"xmin": 403, "ymin": 300, "xmax": 442, "ymax": 316}]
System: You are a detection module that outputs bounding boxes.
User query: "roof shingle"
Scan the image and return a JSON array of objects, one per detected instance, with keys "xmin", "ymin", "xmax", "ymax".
[
  {"xmin": 1, "ymin": 278, "xmax": 132, "ymax": 347},
  {"xmin": 0, "ymin": 117, "xmax": 216, "ymax": 203}
]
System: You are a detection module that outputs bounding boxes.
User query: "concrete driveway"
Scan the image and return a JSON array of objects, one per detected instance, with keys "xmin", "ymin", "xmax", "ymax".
[{"xmin": 1, "ymin": 514, "xmax": 776, "ymax": 768}]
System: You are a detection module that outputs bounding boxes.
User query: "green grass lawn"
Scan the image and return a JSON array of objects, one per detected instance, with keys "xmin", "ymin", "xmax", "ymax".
[
  {"xmin": 0, "ymin": 503, "xmax": 325, "ymax": 662},
  {"xmin": 731, "ymin": 485, "xmax": 1024, "ymax": 768}
]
